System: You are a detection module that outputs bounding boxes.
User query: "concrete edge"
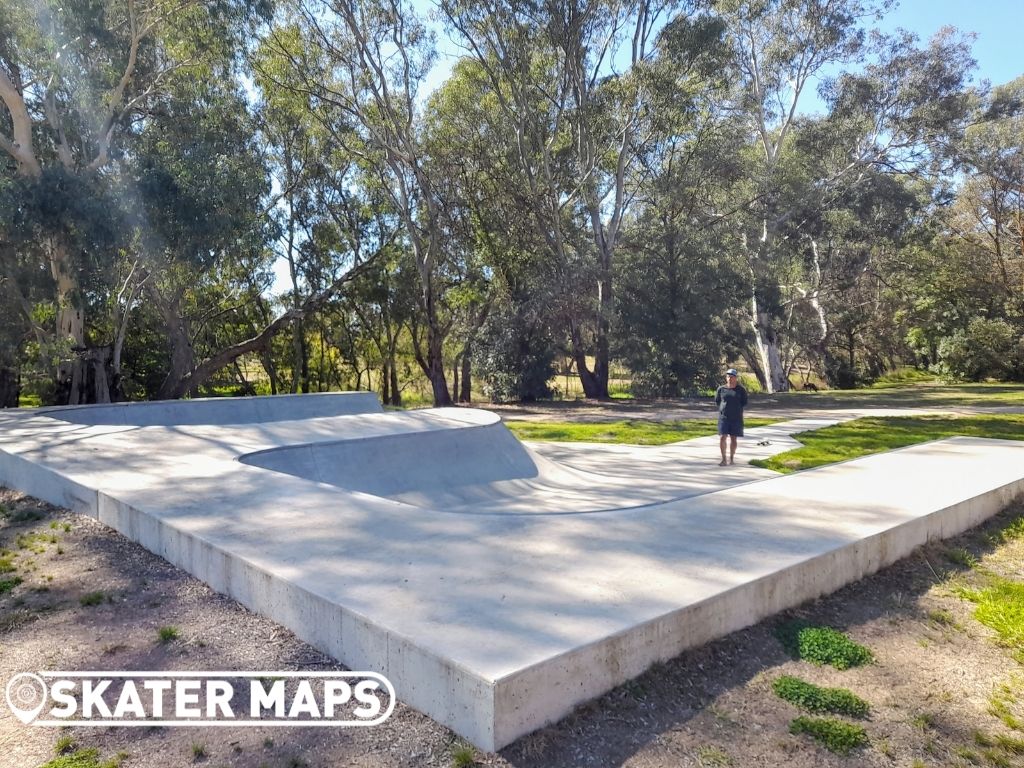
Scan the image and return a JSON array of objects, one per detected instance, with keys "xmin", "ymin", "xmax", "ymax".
[
  {"xmin": 488, "ymin": 476, "xmax": 1024, "ymax": 750},
  {"xmin": 93, "ymin": 491, "xmax": 499, "ymax": 749}
]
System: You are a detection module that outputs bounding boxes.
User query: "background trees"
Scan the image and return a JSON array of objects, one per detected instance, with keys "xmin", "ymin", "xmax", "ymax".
[{"xmin": 1, "ymin": 0, "xmax": 1021, "ymax": 407}]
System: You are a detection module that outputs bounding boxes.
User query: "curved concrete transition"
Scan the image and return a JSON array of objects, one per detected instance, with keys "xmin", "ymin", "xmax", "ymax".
[
  {"xmin": 1, "ymin": 392, "xmax": 1023, "ymax": 752},
  {"xmin": 238, "ymin": 409, "xmax": 786, "ymax": 513}
]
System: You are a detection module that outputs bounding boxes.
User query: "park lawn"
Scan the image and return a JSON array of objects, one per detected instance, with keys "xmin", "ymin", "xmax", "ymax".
[
  {"xmin": 752, "ymin": 381, "xmax": 1024, "ymax": 409},
  {"xmin": 753, "ymin": 414, "xmax": 1024, "ymax": 473},
  {"xmin": 505, "ymin": 418, "xmax": 779, "ymax": 445}
]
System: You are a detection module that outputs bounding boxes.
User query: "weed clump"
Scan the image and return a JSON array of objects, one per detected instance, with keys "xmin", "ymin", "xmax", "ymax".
[{"xmin": 772, "ymin": 675, "xmax": 869, "ymax": 717}]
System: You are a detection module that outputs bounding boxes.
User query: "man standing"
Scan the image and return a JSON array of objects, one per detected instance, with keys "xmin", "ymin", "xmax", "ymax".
[{"xmin": 715, "ymin": 368, "xmax": 748, "ymax": 466}]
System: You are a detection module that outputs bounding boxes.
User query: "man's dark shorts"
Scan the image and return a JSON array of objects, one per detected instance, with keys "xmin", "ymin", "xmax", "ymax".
[{"xmin": 718, "ymin": 416, "xmax": 743, "ymax": 437}]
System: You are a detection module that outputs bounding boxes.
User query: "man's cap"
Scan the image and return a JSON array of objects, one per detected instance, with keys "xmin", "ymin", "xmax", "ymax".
[{"xmin": 725, "ymin": 368, "xmax": 739, "ymax": 376}]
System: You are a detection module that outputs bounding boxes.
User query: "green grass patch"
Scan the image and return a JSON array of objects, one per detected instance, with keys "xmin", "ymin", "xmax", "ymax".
[
  {"xmin": 772, "ymin": 675, "xmax": 869, "ymax": 717},
  {"xmin": 157, "ymin": 625, "xmax": 180, "ymax": 643},
  {"xmin": 759, "ymin": 382, "xmax": 1024, "ymax": 409},
  {"xmin": 451, "ymin": 744, "xmax": 477, "ymax": 767},
  {"xmin": 788, "ymin": 716, "xmax": 868, "ymax": 755},
  {"xmin": 959, "ymin": 577, "xmax": 1024, "ymax": 661},
  {"xmin": 505, "ymin": 418, "xmax": 778, "ymax": 445},
  {"xmin": 38, "ymin": 747, "xmax": 125, "ymax": 768},
  {"xmin": 0, "ymin": 576, "xmax": 22, "ymax": 595},
  {"xmin": 776, "ymin": 621, "xmax": 873, "ymax": 669},
  {"xmin": 752, "ymin": 414, "xmax": 1024, "ymax": 473},
  {"xmin": 79, "ymin": 591, "xmax": 105, "ymax": 607},
  {"xmin": 0, "ymin": 552, "xmax": 15, "ymax": 573}
]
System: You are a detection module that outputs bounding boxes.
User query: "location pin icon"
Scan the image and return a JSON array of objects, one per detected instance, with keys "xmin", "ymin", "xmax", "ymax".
[{"xmin": 5, "ymin": 673, "xmax": 47, "ymax": 724}]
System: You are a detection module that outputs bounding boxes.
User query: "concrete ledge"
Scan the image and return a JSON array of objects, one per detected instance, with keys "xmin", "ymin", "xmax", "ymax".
[{"xmin": 36, "ymin": 391, "xmax": 382, "ymax": 426}]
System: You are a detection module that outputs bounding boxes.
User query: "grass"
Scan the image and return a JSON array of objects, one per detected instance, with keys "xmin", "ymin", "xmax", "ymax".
[
  {"xmin": 772, "ymin": 675, "xmax": 870, "ymax": 718},
  {"xmin": 79, "ymin": 591, "xmax": 105, "ymax": 607},
  {"xmin": 38, "ymin": 748, "xmax": 125, "ymax": 768},
  {"xmin": 775, "ymin": 621, "xmax": 873, "ymax": 669},
  {"xmin": 157, "ymin": 625, "xmax": 180, "ymax": 643},
  {"xmin": 788, "ymin": 716, "xmax": 868, "ymax": 755},
  {"xmin": 191, "ymin": 742, "xmax": 206, "ymax": 759},
  {"xmin": 695, "ymin": 745, "xmax": 732, "ymax": 766},
  {"xmin": 451, "ymin": 744, "xmax": 477, "ymax": 767},
  {"xmin": 55, "ymin": 734, "xmax": 76, "ymax": 754},
  {"xmin": 752, "ymin": 414, "xmax": 1024, "ymax": 473},
  {"xmin": 959, "ymin": 577, "xmax": 1024, "ymax": 662},
  {"xmin": 756, "ymin": 381, "xmax": 1024, "ymax": 409},
  {"xmin": 505, "ymin": 418, "xmax": 778, "ymax": 445},
  {"xmin": 0, "ymin": 576, "xmax": 22, "ymax": 595}
]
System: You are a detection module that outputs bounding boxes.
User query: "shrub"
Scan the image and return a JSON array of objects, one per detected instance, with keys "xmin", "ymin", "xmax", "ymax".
[{"xmin": 936, "ymin": 317, "xmax": 1022, "ymax": 381}]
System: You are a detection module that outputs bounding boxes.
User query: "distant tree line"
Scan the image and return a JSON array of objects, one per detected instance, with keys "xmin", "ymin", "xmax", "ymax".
[{"xmin": 1, "ymin": 0, "xmax": 1021, "ymax": 407}]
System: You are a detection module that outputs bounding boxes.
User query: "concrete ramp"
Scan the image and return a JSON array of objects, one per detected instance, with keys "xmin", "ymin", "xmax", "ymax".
[{"xmin": 238, "ymin": 409, "xmax": 782, "ymax": 513}]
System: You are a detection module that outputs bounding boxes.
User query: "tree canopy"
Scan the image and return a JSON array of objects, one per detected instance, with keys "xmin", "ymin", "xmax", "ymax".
[{"xmin": 1, "ymin": 0, "xmax": 1021, "ymax": 407}]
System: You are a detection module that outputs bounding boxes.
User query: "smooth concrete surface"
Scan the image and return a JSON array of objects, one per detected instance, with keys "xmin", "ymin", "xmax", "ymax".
[{"xmin": 1, "ymin": 394, "xmax": 1022, "ymax": 751}]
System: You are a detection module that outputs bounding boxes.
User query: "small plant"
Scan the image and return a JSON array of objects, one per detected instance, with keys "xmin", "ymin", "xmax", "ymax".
[
  {"xmin": 994, "ymin": 734, "xmax": 1024, "ymax": 754},
  {"xmin": 0, "ymin": 576, "xmax": 22, "ymax": 595},
  {"xmin": 696, "ymin": 744, "xmax": 732, "ymax": 766},
  {"xmin": 191, "ymin": 742, "xmax": 206, "ymax": 759},
  {"xmin": 775, "ymin": 621, "xmax": 873, "ymax": 669},
  {"xmin": 944, "ymin": 547, "xmax": 979, "ymax": 568},
  {"xmin": 451, "ymin": 744, "xmax": 477, "ymax": 767},
  {"xmin": 55, "ymin": 734, "xmax": 76, "ymax": 754},
  {"xmin": 927, "ymin": 608, "xmax": 958, "ymax": 627},
  {"xmin": 157, "ymin": 626, "xmax": 180, "ymax": 643},
  {"xmin": 911, "ymin": 712, "xmax": 935, "ymax": 730},
  {"xmin": 79, "ymin": 591, "xmax": 105, "ymax": 607},
  {"xmin": 772, "ymin": 675, "xmax": 870, "ymax": 717},
  {"xmin": 262, "ymin": 737, "xmax": 274, "ymax": 749},
  {"xmin": 789, "ymin": 716, "xmax": 868, "ymax": 755}
]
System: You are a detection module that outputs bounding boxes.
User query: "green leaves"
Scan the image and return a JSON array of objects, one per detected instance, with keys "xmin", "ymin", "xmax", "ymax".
[{"xmin": 776, "ymin": 621, "xmax": 874, "ymax": 669}]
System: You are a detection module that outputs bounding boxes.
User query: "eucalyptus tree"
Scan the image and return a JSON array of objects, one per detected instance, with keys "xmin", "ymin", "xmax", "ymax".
[
  {"xmin": 719, "ymin": 0, "xmax": 974, "ymax": 390},
  {"xmin": 260, "ymin": 0, "xmax": 457, "ymax": 405},
  {"xmin": 440, "ymin": 0, "xmax": 694, "ymax": 399},
  {"xmin": 0, "ymin": 0, "xmax": 272, "ymax": 403}
]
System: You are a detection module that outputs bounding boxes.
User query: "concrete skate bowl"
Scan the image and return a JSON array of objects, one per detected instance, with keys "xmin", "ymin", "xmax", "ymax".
[
  {"xmin": 34, "ymin": 391, "xmax": 383, "ymax": 426},
  {"xmin": 238, "ymin": 412, "xmax": 719, "ymax": 514}
]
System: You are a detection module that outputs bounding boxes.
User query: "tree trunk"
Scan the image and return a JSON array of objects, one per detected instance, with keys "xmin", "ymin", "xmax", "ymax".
[
  {"xmin": 593, "ymin": 269, "xmax": 612, "ymax": 399},
  {"xmin": 750, "ymin": 289, "xmax": 787, "ymax": 393},
  {"xmin": 0, "ymin": 367, "xmax": 19, "ymax": 408},
  {"xmin": 459, "ymin": 344, "xmax": 472, "ymax": 403},
  {"xmin": 389, "ymin": 350, "xmax": 401, "ymax": 407},
  {"xmin": 48, "ymin": 237, "xmax": 90, "ymax": 404}
]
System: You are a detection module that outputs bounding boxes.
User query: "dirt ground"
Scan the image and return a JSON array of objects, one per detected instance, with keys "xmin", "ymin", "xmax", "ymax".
[{"xmin": 1, "ymin": 488, "xmax": 1023, "ymax": 768}]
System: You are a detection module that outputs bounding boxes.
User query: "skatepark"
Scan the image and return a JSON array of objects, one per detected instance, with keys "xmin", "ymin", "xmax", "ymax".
[{"xmin": 1, "ymin": 392, "xmax": 1022, "ymax": 751}]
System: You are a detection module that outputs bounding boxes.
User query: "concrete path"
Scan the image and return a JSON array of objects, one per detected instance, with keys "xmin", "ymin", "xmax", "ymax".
[{"xmin": 1, "ymin": 393, "xmax": 1022, "ymax": 751}]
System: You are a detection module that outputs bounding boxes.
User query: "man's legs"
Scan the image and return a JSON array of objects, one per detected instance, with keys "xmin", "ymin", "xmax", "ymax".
[
  {"xmin": 729, "ymin": 435, "xmax": 737, "ymax": 464},
  {"xmin": 719, "ymin": 434, "xmax": 728, "ymax": 465}
]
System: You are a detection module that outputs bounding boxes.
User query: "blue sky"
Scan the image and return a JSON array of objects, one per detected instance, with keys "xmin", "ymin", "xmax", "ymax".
[
  {"xmin": 879, "ymin": 0, "xmax": 1020, "ymax": 87},
  {"xmin": 418, "ymin": 0, "xmax": 1022, "ymax": 96}
]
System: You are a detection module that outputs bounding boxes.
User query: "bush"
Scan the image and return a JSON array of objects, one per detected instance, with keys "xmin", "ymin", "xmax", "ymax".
[
  {"xmin": 936, "ymin": 317, "xmax": 1023, "ymax": 381},
  {"xmin": 473, "ymin": 299, "xmax": 556, "ymax": 403},
  {"xmin": 789, "ymin": 716, "xmax": 868, "ymax": 754},
  {"xmin": 772, "ymin": 675, "xmax": 870, "ymax": 717}
]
